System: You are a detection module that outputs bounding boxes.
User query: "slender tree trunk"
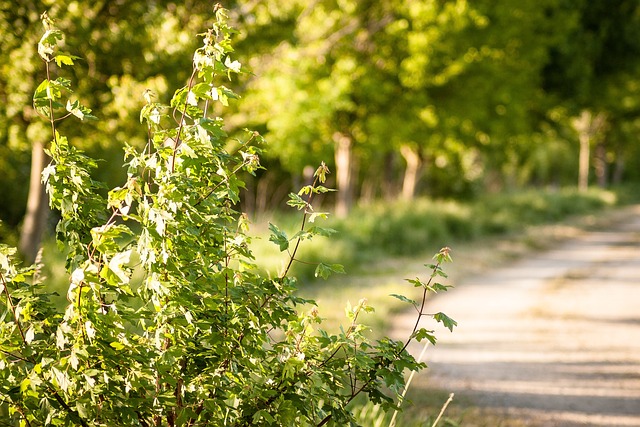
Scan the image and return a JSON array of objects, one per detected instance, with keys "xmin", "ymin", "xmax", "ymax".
[
  {"xmin": 573, "ymin": 110, "xmax": 608, "ymax": 193},
  {"xmin": 577, "ymin": 132, "xmax": 590, "ymax": 192},
  {"xmin": 333, "ymin": 132, "xmax": 354, "ymax": 218},
  {"xmin": 382, "ymin": 151, "xmax": 396, "ymax": 201},
  {"xmin": 399, "ymin": 145, "xmax": 423, "ymax": 200},
  {"xmin": 19, "ymin": 140, "xmax": 50, "ymax": 263},
  {"xmin": 594, "ymin": 142, "xmax": 608, "ymax": 188},
  {"xmin": 612, "ymin": 153, "xmax": 625, "ymax": 185}
]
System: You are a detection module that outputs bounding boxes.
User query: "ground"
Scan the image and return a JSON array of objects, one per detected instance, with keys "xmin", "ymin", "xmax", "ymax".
[{"xmin": 391, "ymin": 205, "xmax": 640, "ymax": 427}]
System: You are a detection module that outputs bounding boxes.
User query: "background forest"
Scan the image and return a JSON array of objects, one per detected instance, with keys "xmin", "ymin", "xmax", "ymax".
[{"xmin": 2, "ymin": 0, "xmax": 640, "ymax": 262}]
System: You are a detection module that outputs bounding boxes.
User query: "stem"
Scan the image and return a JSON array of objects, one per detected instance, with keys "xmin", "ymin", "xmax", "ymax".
[
  {"xmin": 170, "ymin": 68, "xmax": 198, "ymax": 173},
  {"xmin": 12, "ymin": 405, "xmax": 33, "ymax": 427},
  {"xmin": 316, "ymin": 379, "xmax": 374, "ymax": 427},
  {"xmin": 0, "ymin": 271, "xmax": 27, "ymax": 344},
  {"xmin": 398, "ymin": 260, "xmax": 442, "ymax": 356},
  {"xmin": 193, "ymin": 159, "xmax": 252, "ymax": 207},
  {"xmin": 281, "ymin": 176, "xmax": 319, "ymax": 279},
  {"xmin": 431, "ymin": 393, "xmax": 455, "ymax": 427},
  {"xmin": 45, "ymin": 62, "xmax": 58, "ymax": 146},
  {"xmin": 389, "ymin": 339, "xmax": 431, "ymax": 427}
]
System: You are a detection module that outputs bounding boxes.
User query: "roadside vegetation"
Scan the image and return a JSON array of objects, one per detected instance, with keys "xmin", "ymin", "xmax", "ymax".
[{"xmin": 250, "ymin": 186, "xmax": 620, "ymax": 282}]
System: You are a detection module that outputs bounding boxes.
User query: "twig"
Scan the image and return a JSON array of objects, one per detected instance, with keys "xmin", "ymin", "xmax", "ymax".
[
  {"xmin": 431, "ymin": 393, "xmax": 454, "ymax": 427},
  {"xmin": 388, "ymin": 338, "xmax": 431, "ymax": 427}
]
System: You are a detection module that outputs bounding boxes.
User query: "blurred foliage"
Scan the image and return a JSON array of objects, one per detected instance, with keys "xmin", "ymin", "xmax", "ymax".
[
  {"xmin": 251, "ymin": 187, "xmax": 619, "ymax": 281},
  {"xmin": 2, "ymin": 0, "xmax": 640, "ymax": 242}
]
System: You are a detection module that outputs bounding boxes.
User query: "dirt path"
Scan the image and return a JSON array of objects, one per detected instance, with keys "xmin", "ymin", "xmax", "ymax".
[{"xmin": 392, "ymin": 205, "xmax": 640, "ymax": 426}]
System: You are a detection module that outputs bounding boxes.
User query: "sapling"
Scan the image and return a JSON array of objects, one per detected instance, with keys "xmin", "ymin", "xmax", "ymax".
[{"xmin": 0, "ymin": 7, "xmax": 455, "ymax": 426}]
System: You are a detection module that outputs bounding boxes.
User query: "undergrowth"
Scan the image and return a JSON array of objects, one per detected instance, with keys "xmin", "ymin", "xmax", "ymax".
[{"xmin": 251, "ymin": 187, "xmax": 619, "ymax": 281}]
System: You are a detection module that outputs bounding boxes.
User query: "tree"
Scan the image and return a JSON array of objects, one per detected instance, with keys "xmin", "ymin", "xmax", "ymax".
[{"xmin": 542, "ymin": 0, "xmax": 640, "ymax": 188}]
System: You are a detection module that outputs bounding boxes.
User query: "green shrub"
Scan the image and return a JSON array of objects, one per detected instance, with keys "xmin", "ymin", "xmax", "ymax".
[{"xmin": 0, "ymin": 11, "xmax": 455, "ymax": 426}]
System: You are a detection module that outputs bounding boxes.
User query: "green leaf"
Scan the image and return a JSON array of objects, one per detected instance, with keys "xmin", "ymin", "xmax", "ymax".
[
  {"xmin": 405, "ymin": 278, "xmax": 424, "ymax": 288},
  {"xmin": 306, "ymin": 226, "xmax": 337, "ymax": 237},
  {"xmin": 427, "ymin": 282, "xmax": 451, "ymax": 293},
  {"xmin": 433, "ymin": 312, "xmax": 457, "ymax": 332},
  {"xmin": 268, "ymin": 223, "xmax": 289, "ymax": 251},
  {"xmin": 413, "ymin": 328, "xmax": 437, "ymax": 345},
  {"xmin": 110, "ymin": 341, "xmax": 125, "ymax": 351},
  {"xmin": 54, "ymin": 53, "xmax": 79, "ymax": 67},
  {"xmin": 65, "ymin": 99, "xmax": 97, "ymax": 121},
  {"xmin": 253, "ymin": 410, "xmax": 275, "ymax": 423},
  {"xmin": 314, "ymin": 262, "xmax": 345, "ymax": 279},
  {"xmin": 312, "ymin": 185, "xmax": 336, "ymax": 194},
  {"xmin": 286, "ymin": 193, "xmax": 308, "ymax": 210},
  {"xmin": 389, "ymin": 294, "xmax": 417, "ymax": 306},
  {"xmin": 37, "ymin": 29, "xmax": 63, "ymax": 61}
]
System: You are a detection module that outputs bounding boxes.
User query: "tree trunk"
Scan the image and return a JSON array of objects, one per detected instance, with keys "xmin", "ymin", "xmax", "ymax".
[
  {"xmin": 399, "ymin": 145, "xmax": 423, "ymax": 200},
  {"xmin": 382, "ymin": 151, "xmax": 396, "ymax": 201},
  {"xmin": 577, "ymin": 132, "xmax": 590, "ymax": 192},
  {"xmin": 594, "ymin": 142, "xmax": 608, "ymax": 188},
  {"xmin": 333, "ymin": 132, "xmax": 354, "ymax": 218},
  {"xmin": 19, "ymin": 140, "xmax": 50, "ymax": 263},
  {"xmin": 572, "ymin": 110, "xmax": 608, "ymax": 193},
  {"xmin": 612, "ymin": 153, "xmax": 625, "ymax": 185}
]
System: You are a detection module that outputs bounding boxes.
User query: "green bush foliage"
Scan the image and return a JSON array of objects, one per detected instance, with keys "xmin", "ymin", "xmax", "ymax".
[{"xmin": 0, "ymin": 10, "xmax": 455, "ymax": 426}]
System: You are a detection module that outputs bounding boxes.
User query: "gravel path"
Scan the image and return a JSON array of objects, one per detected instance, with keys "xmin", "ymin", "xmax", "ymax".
[{"xmin": 392, "ymin": 205, "xmax": 640, "ymax": 426}]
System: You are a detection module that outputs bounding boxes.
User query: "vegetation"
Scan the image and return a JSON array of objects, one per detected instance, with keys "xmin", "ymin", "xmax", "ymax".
[
  {"xmin": 1, "ymin": 3, "xmax": 639, "ymax": 424},
  {"xmin": 251, "ymin": 187, "xmax": 618, "ymax": 281},
  {"xmin": 2, "ymin": 1, "xmax": 640, "ymax": 255},
  {"xmin": 0, "ymin": 10, "xmax": 457, "ymax": 426}
]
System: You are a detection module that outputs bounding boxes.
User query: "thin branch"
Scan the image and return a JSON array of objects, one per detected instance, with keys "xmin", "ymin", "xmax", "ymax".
[
  {"xmin": 389, "ymin": 339, "xmax": 431, "ymax": 427},
  {"xmin": 170, "ymin": 69, "xmax": 198, "ymax": 173},
  {"xmin": 431, "ymin": 393, "xmax": 455, "ymax": 427},
  {"xmin": 0, "ymin": 271, "xmax": 27, "ymax": 344},
  {"xmin": 398, "ymin": 259, "xmax": 444, "ymax": 356},
  {"xmin": 280, "ymin": 174, "xmax": 320, "ymax": 279}
]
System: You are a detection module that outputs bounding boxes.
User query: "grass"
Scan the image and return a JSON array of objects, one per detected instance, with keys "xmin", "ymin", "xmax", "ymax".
[{"xmin": 350, "ymin": 388, "xmax": 540, "ymax": 427}]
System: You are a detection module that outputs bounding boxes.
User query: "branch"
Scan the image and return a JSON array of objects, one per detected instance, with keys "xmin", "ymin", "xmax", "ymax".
[{"xmin": 0, "ymin": 271, "xmax": 27, "ymax": 344}]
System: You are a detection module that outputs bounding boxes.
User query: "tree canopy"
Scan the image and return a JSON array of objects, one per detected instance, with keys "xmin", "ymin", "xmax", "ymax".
[{"xmin": 1, "ymin": 0, "xmax": 640, "ymax": 244}]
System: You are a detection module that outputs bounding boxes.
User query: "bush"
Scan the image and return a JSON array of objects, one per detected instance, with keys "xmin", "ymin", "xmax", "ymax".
[{"xmin": 0, "ymin": 10, "xmax": 454, "ymax": 426}]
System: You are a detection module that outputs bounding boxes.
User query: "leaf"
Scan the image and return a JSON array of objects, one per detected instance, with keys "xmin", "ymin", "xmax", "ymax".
[
  {"xmin": 427, "ymin": 282, "xmax": 451, "ymax": 293},
  {"xmin": 110, "ymin": 250, "xmax": 132, "ymax": 272},
  {"xmin": 252, "ymin": 410, "xmax": 275, "ymax": 423},
  {"xmin": 314, "ymin": 263, "xmax": 345, "ymax": 279},
  {"xmin": 306, "ymin": 226, "xmax": 337, "ymax": 237},
  {"xmin": 286, "ymin": 193, "xmax": 308, "ymax": 210},
  {"xmin": 389, "ymin": 294, "xmax": 417, "ymax": 306},
  {"xmin": 312, "ymin": 185, "xmax": 336, "ymax": 194},
  {"xmin": 268, "ymin": 223, "xmax": 289, "ymax": 252},
  {"xmin": 25, "ymin": 327, "xmax": 35, "ymax": 344},
  {"xmin": 308, "ymin": 212, "xmax": 328, "ymax": 223},
  {"xmin": 405, "ymin": 278, "xmax": 424, "ymax": 288},
  {"xmin": 110, "ymin": 341, "xmax": 125, "ymax": 351},
  {"xmin": 65, "ymin": 99, "xmax": 97, "ymax": 121},
  {"xmin": 37, "ymin": 29, "xmax": 63, "ymax": 61},
  {"xmin": 54, "ymin": 53, "xmax": 79, "ymax": 67},
  {"xmin": 413, "ymin": 328, "xmax": 437, "ymax": 345},
  {"xmin": 433, "ymin": 312, "xmax": 457, "ymax": 332}
]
